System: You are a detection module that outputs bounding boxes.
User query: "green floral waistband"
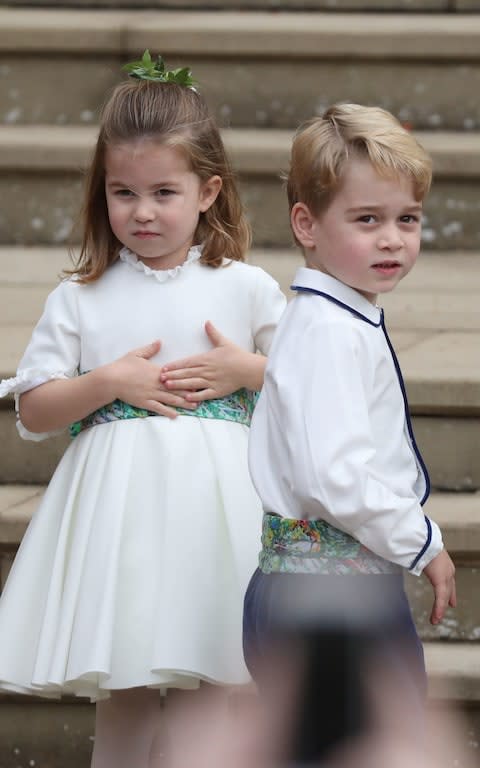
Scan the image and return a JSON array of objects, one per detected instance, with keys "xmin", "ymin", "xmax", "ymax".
[
  {"xmin": 70, "ymin": 387, "xmax": 259, "ymax": 438},
  {"xmin": 259, "ymin": 513, "xmax": 400, "ymax": 576}
]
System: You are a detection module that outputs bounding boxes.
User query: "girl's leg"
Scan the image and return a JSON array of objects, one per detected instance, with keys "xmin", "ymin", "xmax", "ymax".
[
  {"xmin": 160, "ymin": 686, "xmax": 237, "ymax": 768},
  {"xmin": 91, "ymin": 687, "xmax": 163, "ymax": 768}
]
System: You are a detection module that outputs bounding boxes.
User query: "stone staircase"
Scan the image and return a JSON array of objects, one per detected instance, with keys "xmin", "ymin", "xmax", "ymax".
[{"xmin": 0, "ymin": 3, "xmax": 479, "ymax": 767}]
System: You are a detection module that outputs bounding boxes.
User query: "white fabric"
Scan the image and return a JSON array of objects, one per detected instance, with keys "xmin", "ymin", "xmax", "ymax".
[
  {"xmin": 249, "ymin": 267, "xmax": 443, "ymax": 577},
  {"xmin": 0, "ymin": 248, "xmax": 286, "ymax": 699}
]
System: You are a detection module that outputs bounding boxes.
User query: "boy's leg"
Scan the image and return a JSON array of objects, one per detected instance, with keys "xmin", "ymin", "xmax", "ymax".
[
  {"xmin": 243, "ymin": 570, "xmax": 428, "ymax": 763},
  {"xmin": 243, "ymin": 567, "xmax": 277, "ymax": 680}
]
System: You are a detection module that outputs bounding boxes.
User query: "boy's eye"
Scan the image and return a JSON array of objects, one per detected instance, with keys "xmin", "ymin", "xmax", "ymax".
[
  {"xmin": 358, "ymin": 214, "xmax": 376, "ymax": 224},
  {"xmin": 400, "ymin": 214, "xmax": 419, "ymax": 224},
  {"xmin": 156, "ymin": 188, "xmax": 175, "ymax": 197}
]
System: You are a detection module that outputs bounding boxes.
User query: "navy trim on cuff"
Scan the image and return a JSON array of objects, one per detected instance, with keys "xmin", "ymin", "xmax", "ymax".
[{"xmin": 409, "ymin": 516, "xmax": 433, "ymax": 571}]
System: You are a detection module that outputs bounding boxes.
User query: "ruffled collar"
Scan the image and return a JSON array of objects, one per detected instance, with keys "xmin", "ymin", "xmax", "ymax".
[{"xmin": 119, "ymin": 245, "xmax": 202, "ymax": 283}]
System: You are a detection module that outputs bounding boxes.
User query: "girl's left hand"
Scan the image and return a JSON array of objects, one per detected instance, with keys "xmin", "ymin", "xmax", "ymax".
[{"xmin": 160, "ymin": 321, "xmax": 266, "ymax": 401}]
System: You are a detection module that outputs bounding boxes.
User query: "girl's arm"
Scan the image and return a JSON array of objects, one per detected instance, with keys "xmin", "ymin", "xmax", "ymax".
[
  {"xmin": 19, "ymin": 340, "xmax": 197, "ymax": 433},
  {"xmin": 160, "ymin": 321, "xmax": 267, "ymax": 400}
]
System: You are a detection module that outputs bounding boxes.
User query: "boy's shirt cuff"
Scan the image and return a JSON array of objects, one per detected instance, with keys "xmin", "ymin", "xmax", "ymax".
[{"xmin": 408, "ymin": 517, "xmax": 444, "ymax": 576}]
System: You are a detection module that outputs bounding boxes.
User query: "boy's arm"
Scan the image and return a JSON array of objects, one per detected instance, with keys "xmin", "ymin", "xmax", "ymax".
[{"xmin": 265, "ymin": 316, "xmax": 443, "ymax": 576}]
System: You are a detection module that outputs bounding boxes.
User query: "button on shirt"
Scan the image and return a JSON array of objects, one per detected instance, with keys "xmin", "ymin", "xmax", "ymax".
[{"xmin": 249, "ymin": 268, "xmax": 443, "ymax": 576}]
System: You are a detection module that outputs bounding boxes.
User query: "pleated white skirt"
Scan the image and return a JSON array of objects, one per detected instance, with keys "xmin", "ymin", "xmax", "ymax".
[{"xmin": 0, "ymin": 416, "xmax": 262, "ymax": 701}]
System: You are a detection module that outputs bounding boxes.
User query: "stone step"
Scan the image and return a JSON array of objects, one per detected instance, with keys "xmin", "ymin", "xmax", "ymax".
[
  {"xmin": 1, "ymin": 382, "xmax": 478, "ymax": 488},
  {"xmin": 1, "ymin": 246, "xmax": 480, "ymax": 332},
  {"xmin": 0, "ymin": 642, "xmax": 477, "ymax": 768},
  {"xmin": 0, "ymin": 246, "xmax": 479, "ymax": 488},
  {"xmin": 1, "ymin": 486, "xmax": 479, "ymax": 642},
  {"xmin": 1, "ymin": 485, "xmax": 478, "ymax": 564},
  {"xmin": 1, "ymin": 126, "xmax": 480, "ymax": 250},
  {"xmin": 2, "ymin": 8, "xmax": 480, "ymax": 131},
  {"xmin": 0, "ymin": 0, "xmax": 460, "ymax": 10},
  {"xmin": 0, "ymin": 694, "xmax": 94, "ymax": 768}
]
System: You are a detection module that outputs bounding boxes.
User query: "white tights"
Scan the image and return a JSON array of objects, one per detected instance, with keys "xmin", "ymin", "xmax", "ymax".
[{"xmin": 91, "ymin": 687, "xmax": 164, "ymax": 768}]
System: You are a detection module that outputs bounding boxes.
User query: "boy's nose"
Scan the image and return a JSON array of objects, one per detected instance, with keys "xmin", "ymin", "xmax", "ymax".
[{"xmin": 377, "ymin": 225, "xmax": 403, "ymax": 250}]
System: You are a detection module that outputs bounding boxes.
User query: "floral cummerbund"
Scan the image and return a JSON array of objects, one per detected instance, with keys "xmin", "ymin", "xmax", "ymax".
[{"xmin": 259, "ymin": 512, "xmax": 400, "ymax": 575}]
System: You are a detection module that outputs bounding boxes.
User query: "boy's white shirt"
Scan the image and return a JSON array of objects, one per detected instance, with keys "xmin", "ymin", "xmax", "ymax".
[{"xmin": 248, "ymin": 267, "xmax": 443, "ymax": 576}]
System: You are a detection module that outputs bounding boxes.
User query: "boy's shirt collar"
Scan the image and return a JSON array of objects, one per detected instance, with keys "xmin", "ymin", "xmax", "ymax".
[{"xmin": 290, "ymin": 267, "xmax": 382, "ymax": 326}]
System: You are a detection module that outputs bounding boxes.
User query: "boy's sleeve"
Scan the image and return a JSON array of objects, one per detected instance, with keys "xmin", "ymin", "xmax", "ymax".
[
  {"xmin": 0, "ymin": 281, "xmax": 81, "ymax": 441},
  {"xmin": 270, "ymin": 316, "xmax": 442, "ymax": 575}
]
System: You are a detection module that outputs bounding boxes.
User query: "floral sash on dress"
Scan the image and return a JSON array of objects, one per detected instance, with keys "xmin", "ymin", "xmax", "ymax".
[{"xmin": 70, "ymin": 387, "xmax": 258, "ymax": 438}]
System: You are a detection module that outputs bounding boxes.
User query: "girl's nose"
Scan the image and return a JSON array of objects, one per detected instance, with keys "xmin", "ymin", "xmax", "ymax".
[{"xmin": 134, "ymin": 197, "xmax": 155, "ymax": 222}]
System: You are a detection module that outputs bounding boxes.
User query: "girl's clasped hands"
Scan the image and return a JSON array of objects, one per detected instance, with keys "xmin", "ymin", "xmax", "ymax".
[{"xmin": 111, "ymin": 320, "xmax": 265, "ymax": 420}]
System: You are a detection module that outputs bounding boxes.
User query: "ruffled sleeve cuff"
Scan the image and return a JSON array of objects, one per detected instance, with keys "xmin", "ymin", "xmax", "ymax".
[{"xmin": 0, "ymin": 369, "xmax": 70, "ymax": 442}]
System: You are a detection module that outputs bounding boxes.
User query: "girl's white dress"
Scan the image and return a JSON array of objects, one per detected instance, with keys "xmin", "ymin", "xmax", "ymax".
[{"xmin": 0, "ymin": 246, "xmax": 286, "ymax": 701}]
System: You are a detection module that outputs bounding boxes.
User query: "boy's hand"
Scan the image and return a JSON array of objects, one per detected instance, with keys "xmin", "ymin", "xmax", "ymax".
[{"xmin": 422, "ymin": 549, "xmax": 456, "ymax": 625}]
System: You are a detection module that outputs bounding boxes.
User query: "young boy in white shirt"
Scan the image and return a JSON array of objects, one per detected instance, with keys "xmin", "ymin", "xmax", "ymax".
[{"xmin": 243, "ymin": 104, "xmax": 456, "ymax": 695}]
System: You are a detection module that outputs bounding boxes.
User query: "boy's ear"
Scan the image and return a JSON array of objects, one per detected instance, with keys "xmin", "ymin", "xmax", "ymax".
[
  {"xmin": 291, "ymin": 202, "xmax": 317, "ymax": 248},
  {"xmin": 199, "ymin": 175, "xmax": 222, "ymax": 212}
]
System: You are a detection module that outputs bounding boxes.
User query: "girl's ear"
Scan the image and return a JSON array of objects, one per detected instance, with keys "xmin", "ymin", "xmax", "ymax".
[
  {"xmin": 199, "ymin": 175, "xmax": 222, "ymax": 212},
  {"xmin": 290, "ymin": 202, "xmax": 317, "ymax": 249}
]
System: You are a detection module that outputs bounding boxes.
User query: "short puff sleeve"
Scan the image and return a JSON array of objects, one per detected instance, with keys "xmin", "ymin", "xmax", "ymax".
[{"xmin": 0, "ymin": 280, "xmax": 80, "ymax": 441}]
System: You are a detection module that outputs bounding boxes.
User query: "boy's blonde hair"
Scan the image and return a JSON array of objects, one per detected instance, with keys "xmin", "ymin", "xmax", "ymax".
[
  {"xmin": 287, "ymin": 103, "xmax": 432, "ymax": 242},
  {"xmin": 68, "ymin": 79, "xmax": 251, "ymax": 283}
]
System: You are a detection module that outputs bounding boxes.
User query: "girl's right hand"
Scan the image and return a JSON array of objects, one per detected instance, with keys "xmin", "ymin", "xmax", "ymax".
[{"xmin": 105, "ymin": 341, "xmax": 197, "ymax": 419}]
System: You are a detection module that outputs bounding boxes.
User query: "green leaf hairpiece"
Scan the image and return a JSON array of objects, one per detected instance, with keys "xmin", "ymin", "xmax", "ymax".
[{"xmin": 123, "ymin": 49, "xmax": 197, "ymax": 89}]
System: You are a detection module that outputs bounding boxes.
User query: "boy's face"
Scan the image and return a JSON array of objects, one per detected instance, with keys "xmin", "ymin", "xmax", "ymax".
[{"xmin": 291, "ymin": 157, "xmax": 423, "ymax": 303}]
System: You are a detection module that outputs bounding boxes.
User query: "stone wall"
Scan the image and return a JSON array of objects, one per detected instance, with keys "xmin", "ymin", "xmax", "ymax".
[{"xmin": 2, "ymin": 0, "xmax": 480, "ymax": 11}]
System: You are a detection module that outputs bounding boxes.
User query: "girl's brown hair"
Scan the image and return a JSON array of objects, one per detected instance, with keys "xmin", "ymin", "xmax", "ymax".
[
  {"xmin": 68, "ymin": 79, "xmax": 251, "ymax": 282},
  {"xmin": 286, "ymin": 103, "xmax": 432, "ymax": 245}
]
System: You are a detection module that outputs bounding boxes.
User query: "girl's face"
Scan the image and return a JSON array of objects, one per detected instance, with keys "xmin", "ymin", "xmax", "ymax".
[
  {"xmin": 105, "ymin": 139, "xmax": 221, "ymax": 270},
  {"xmin": 291, "ymin": 157, "xmax": 423, "ymax": 304}
]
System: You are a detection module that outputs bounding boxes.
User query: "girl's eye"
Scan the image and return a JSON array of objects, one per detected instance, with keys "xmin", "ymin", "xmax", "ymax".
[
  {"xmin": 156, "ymin": 188, "xmax": 175, "ymax": 197},
  {"xmin": 115, "ymin": 189, "xmax": 134, "ymax": 197}
]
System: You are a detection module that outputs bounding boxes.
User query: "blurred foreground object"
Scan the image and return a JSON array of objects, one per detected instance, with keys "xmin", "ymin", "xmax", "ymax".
[{"xmin": 162, "ymin": 575, "xmax": 474, "ymax": 768}]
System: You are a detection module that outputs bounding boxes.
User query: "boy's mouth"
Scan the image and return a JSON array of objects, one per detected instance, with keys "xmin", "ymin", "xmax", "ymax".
[{"xmin": 371, "ymin": 260, "xmax": 402, "ymax": 272}]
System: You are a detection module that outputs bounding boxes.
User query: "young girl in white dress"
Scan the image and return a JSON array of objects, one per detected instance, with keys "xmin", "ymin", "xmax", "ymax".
[{"xmin": 0, "ymin": 53, "xmax": 285, "ymax": 767}]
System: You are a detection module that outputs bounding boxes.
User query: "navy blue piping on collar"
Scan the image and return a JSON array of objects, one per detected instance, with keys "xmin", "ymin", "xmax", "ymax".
[
  {"xmin": 290, "ymin": 285, "xmax": 382, "ymax": 327},
  {"xmin": 291, "ymin": 284, "xmax": 432, "ymax": 572}
]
